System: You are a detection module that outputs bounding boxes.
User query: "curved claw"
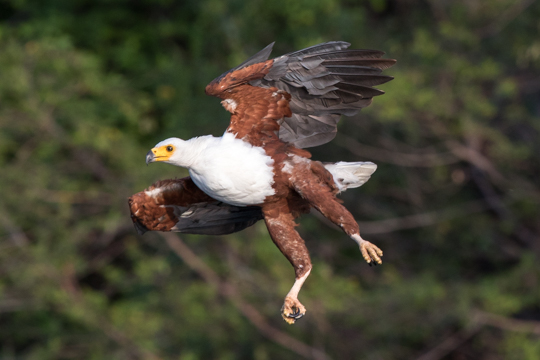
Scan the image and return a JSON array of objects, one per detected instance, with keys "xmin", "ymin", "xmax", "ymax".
[
  {"xmin": 288, "ymin": 307, "xmax": 304, "ymax": 320},
  {"xmin": 281, "ymin": 297, "xmax": 306, "ymax": 324}
]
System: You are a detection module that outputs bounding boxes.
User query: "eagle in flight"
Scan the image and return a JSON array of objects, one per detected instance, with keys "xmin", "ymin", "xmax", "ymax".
[{"xmin": 129, "ymin": 41, "xmax": 395, "ymax": 324}]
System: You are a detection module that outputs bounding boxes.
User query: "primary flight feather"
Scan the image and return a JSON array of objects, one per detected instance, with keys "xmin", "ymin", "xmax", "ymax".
[{"xmin": 129, "ymin": 41, "xmax": 395, "ymax": 324}]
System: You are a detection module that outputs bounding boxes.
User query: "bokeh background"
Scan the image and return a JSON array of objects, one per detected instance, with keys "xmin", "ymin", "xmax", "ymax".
[{"xmin": 1, "ymin": 1, "xmax": 540, "ymax": 359}]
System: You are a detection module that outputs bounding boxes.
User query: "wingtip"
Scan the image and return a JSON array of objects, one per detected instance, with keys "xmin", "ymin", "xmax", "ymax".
[
  {"xmin": 133, "ymin": 221, "xmax": 149, "ymax": 235},
  {"xmin": 259, "ymin": 41, "xmax": 276, "ymax": 54}
]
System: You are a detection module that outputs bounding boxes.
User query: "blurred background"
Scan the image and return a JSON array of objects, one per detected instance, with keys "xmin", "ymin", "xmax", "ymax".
[{"xmin": 1, "ymin": 0, "xmax": 540, "ymax": 359}]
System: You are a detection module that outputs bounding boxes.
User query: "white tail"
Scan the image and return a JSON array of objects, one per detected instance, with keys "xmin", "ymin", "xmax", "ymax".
[{"xmin": 324, "ymin": 161, "xmax": 377, "ymax": 192}]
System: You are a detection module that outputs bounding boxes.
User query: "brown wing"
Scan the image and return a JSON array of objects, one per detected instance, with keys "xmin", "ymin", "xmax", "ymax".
[
  {"xmin": 205, "ymin": 41, "xmax": 396, "ymax": 148},
  {"xmin": 128, "ymin": 177, "xmax": 263, "ymax": 235}
]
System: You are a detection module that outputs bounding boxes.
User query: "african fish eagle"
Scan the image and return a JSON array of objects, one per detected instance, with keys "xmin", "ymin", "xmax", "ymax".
[{"xmin": 129, "ymin": 41, "xmax": 395, "ymax": 324}]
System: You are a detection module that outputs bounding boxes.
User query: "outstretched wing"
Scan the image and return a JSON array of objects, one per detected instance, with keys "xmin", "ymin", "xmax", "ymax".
[
  {"xmin": 205, "ymin": 41, "xmax": 396, "ymax": 148},
  {"xmin": 128, "ymin": 177, "xmax": 263, "ymax": 235}
]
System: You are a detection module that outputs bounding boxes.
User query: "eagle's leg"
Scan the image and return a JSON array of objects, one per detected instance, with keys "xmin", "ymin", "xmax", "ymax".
[
  {"xmin": 262, "ymin": 203, "xmax": 312, "ymax": 324},
  {"xmin": 292, "ymin": 176, "xmax": 383, "ymax": 265}
]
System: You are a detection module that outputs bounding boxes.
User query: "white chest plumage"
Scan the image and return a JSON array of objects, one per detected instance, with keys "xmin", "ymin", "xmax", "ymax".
[{"xmin": 187, "ymin": 133, "xmax": 276, "ymax": 207}]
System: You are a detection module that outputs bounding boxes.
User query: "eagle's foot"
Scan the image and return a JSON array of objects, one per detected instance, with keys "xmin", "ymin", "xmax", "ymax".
[
  {"xmin": 351, "ymin": 234, "xmax": 383, "ymax": 265},
  {"xmin": 360, "ymin": 240, "xmax": 383, "ymax": 265},
  {"xmin": 281, "ymin": 296, "xmax": 306, "ymax": 324}
]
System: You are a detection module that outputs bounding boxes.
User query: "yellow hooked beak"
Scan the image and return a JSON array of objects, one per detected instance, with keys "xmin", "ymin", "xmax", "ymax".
[{"xmin": 145, "ymin": 145, "xmax": 175, "ymax": 165}]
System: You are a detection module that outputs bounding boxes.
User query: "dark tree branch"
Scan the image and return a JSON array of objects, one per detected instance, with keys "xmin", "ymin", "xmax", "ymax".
[
  {"xmin": 161, "ymin": 232, "xmax": 332, "ymax": 360},
  {"xmin": 337, "ymin": 134, "xmax": 458, "ymax": 167},
  {"xmin": 417, "ymin": 310, "xmax": 540, "ymax": 360},
  {"xmin": 474, "ymin": 310, "xmax": 540, "ymax": 335},
  {"xmin": 0, "ymin": 206, "xmax": 29, "ymax": 247},
  {"xmin": 313, "ymin": 200, "xmax": 488, "ymax": 235},
  {"xmin": 59, "ymin": 263, "xmax": 161, "ymax": 360},
  {"xmin": 477, "ymin": 0, "xmax": 535, "ymax": 38},
  {"xmin": 416, "ymin": 323, "xmax": 482, "ymax": 360}
]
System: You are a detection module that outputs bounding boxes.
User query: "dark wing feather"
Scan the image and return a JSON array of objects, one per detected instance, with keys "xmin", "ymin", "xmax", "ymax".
[
  {"xmin": 128, "ymin": 177, "xmax": 262, "ymax": 235},
  {"xmin": 259, "ymin": 43, "xmax": 395, "ymax": 147},
  {"xmin": 205, "ymin": 41, "xmax": 395, "ymax": 148},
  {"xmin": 210, "ymin": 42, "xmax": 275, "ymax": 85},
  {"xmin": 323, "ymin": 59, "xmax": 397, "ymax": 70}
]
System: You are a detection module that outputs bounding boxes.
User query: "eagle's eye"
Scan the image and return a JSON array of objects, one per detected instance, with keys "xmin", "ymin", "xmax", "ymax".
[{"xmin": 166, "ymin": 146, "xmax": 173, "ymax": 152}]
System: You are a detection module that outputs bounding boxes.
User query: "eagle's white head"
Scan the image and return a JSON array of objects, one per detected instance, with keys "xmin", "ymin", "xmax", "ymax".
[
  {"xmin": 145, "ymin": 138, "xmax": 189, "ymax": 167},
  {"xmin": 146, "ymin": 136, "xmax": 211, "ymax": 168}
]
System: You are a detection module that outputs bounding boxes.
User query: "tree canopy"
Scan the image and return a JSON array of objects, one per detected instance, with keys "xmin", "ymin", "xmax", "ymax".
[{"xmin": 1, "ymin": 1, "xmax": 539, "ymax": 359}]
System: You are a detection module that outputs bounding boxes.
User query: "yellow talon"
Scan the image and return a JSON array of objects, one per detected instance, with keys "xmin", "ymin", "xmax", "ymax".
[{"xmin": 360, "ymin": 241, "xmax": 383, "ymax": 265}]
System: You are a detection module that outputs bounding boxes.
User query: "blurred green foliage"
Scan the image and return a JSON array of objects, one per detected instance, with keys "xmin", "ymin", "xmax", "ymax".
[{"xmin": 1, "ymin": 0, "xmax": 539, "ymax": 359}]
